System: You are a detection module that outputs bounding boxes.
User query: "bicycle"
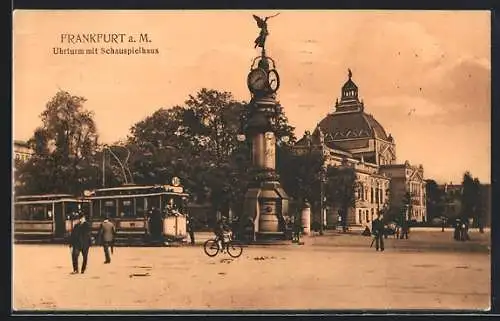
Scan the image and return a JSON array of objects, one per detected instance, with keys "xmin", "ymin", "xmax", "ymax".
[{"xmin": 203, "ymin": 232, "xmax": 243, "ymax": 258}]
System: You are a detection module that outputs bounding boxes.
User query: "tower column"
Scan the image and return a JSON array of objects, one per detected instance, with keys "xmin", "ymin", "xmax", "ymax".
[{"xmin": 242, "ymin": 41, "xmax": 289, "ymax": 240}]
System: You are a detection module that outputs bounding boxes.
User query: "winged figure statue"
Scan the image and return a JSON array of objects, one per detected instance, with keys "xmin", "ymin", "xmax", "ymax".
[{"xmin": 253, "ymin": 13, "xmax": 280, "ymax": 49}]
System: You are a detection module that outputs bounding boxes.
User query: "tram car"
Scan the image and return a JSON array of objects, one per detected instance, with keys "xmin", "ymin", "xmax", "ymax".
[
  {"xmin": 13, "ymin": 194, "xmax": 92, "ymax": 241},
  {"xmin": 83, "ymin": 178, "xmax": 189, "ymax": 243}
]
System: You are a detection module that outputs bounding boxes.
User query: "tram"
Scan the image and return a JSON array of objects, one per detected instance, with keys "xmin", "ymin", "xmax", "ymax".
[
  {"xmin": 13, "ymin": 194, "xmax": 92, "ymax": 241},
  {"xmin": 83, "ymin": 178, "xmax": 190, "ymax": 243}
]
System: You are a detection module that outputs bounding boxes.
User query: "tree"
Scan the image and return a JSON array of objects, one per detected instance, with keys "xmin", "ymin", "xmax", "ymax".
[
  {"xmin": 277, "ymin": 145, "xmax": 324, "ymax": 210},
  {"xmin": 425, "ymin": 179, "xmax": 445, "ymax": 220},
  {"xmin": 402, "ymin": 191, "xmax": 414, "ymax": 221},
  {"xmin": 325, "ymin": 165, "xmax": 357, "ymax": 232},
  {"xmin": 461, "ymin": 171, "xmax": 483, "ymax": 229},
  {"xmin": 16, "ymin": 91, "xmax": 99, "ymax": 195}
]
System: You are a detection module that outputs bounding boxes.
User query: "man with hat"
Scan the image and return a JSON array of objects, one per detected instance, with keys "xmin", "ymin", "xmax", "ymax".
[
  {"xmin": 97, "ymin": 214, "xmax": 116, "ymax": 264},
  {"xmin": 69, "ymin": 213, "xmax": 92, "ymax": 274},
  {"xmin": 371, "ymin": 214, "xmax": 385, "ymax": 252}
]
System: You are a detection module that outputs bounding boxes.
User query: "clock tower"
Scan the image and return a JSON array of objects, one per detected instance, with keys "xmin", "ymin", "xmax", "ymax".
[{"xmin": 241, "ymin": 25, "xmax": 290, "ymax": 241}]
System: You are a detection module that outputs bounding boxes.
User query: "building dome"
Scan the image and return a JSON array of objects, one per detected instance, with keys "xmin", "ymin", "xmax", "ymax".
[
  {"xmin": 319, "ymin": 69, "xmax": 390, "ymax": 141},
  {"xmin": 313, "ymin": 69, "xmax": 396, "ymax": 165},
  {"xmin": 318, "ymin": 111, "xmax": 389, "ymax": 141}
]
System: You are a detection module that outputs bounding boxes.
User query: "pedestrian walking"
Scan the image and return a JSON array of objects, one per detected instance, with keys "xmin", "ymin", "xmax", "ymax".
[
  {"xmin": 400, "ymin": 219, "xmax": 409, "ymax": 239},
  {"xmin": 453, "ymin": 218, "xmax": 461, "ymax": 241},
  {"xmin": 186, "ymin": 215, "xmax": 195, "ymax": 245},
  {"xmin": 371, "ymin": 214, "xmax": 385, "ymax": 251},
  {"xmin": 69, "ymin": 214, "xmax": 92, "ymax": 274},
  {"xmin": 97, "ymin": 215, "xmax": 116, "ymax": 264},
  {"xmin": 293, "ymin": 214, "xmax": 302, "ymax": 243}
]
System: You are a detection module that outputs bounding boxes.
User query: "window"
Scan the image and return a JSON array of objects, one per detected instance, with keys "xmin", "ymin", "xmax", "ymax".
[
  {"xmin": 118, "ymin": 199, "xmax": 134, "ymax": 218},
  {"xmin": 104, "ymin": 200, "xmax": 117, "ymax": 218},
  {"xmin": 65, "ymin": 202, "xmax": 81, "ymax": 220},
  {"xmin": 136, "ymin": 197, "xmax": 146, "ymax": 217},
  {"xmin": 15, "ymin": 205, "xmax": 30, "ymax": 220},
  {"xmin": 30, "ymin": 204, "xmax": 51, "ymax": 220}
]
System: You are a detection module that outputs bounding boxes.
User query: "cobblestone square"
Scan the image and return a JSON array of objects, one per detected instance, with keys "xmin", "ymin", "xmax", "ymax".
[{"xmin": 13, "ymin": 229, "xmax": 490, "ymax": 311}]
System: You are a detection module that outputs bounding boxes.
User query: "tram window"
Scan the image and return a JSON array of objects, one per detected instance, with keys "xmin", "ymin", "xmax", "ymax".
[
  {"xmin": 145, "ymin": 196, "xmax": 161, "ymax": 212},
  {"xmin": 136, "ymin": 198, "xmax": 145, "ymax": 217},
  {"xmin": 118, "ymin": 199, "xmax": 134, "ymax": 218},
  {"xmin": 65, "ymin": 202, "xmax": 80, "ymax": 220},
  {"xmin": 31, "ymin": 205, "xmax": 50, "ymax": 220},
  {"xmin": 104, "ymin": 200, "xmax": 117, "ymax": 218},
  {"xmin": 15, "ymin": 205, "xmax": 30, "ymax": 220}
]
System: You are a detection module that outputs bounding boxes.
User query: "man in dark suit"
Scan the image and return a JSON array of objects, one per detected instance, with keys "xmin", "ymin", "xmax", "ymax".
[
  {"xmin": 69, "ymin": 214, "xmax": 92, "ymax": 274},
  {"xmin": 186, "ymin": 215, "xmax": 195, "ymax": 245},
  {"xmin": 371, "ymin": 214, "xmax": 385, "ymax": 252},
  {"xmin": 98, "ymin": 215, "xmax": 116, "ymax": 264}
]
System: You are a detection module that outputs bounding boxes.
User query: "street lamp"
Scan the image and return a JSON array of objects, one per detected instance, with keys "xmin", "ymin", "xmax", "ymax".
[{"xmin": 319, "ymin": 164, "xmax": 327, "ymax": 235}]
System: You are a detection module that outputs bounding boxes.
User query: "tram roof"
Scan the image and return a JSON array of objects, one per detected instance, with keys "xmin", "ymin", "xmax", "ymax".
[
  {"xmin": 93, "ymin": 184, "xmax": 176, "ymax": 192},
  {"xmin": 86, "ymin": 191, "xmax": 189, "ymax": 200},
  {"xmin": 15, "ymin": 194, "xmax": 75, "ymax": 200},
  {"xmin": 14, "ymin": 198, "xmax": 91, "ymax": 205}
]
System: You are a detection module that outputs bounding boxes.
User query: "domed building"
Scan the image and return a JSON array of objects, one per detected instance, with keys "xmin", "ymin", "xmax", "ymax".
[{"xmin": 294, "ymin": 70, "xmax": 427, "ymax": 228}]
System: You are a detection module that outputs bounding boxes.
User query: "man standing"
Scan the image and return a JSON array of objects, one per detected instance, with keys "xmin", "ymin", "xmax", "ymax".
[
  {"xmin": 69, "ymin": 214, "xmax": 92, "ymax": 274},
  {"xmin": 98, "ymin": 215, "xmax": 116, "ymax": 264},
  {"xmin": 371, "ymin": 214, "xmax": 385, "ymax": 252},
  {"xmin": 400, "ymin": 218, "xmax": 410, "ymax": 239},
  {"xmin": 186, "ymin": 215, "xmax": 195, "ymax": 245},
  {"xmin": 293, "ymin": 213, "xmax": 302, "ymax": 244}
]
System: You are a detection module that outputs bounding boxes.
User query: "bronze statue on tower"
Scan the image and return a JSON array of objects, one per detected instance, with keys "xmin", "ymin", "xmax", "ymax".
[{"xmin": 252, "ymin": 13, "xmax": 280, "ymax": 51}]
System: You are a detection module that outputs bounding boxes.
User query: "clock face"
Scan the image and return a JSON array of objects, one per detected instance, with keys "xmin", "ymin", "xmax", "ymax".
[
  {"xmin": 268, "ymin": 69, "xmax": 280, "ymax": 92},
  {"xmin": 247, "ymin": 68, "xmax": 267, "ymax": 92}
]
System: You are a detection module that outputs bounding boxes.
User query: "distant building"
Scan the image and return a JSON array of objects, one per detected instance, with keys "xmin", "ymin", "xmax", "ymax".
[
  {"xmin": 294, "ymin": 70, "xmax": 427, "ymax": 227},
  {"xmin": 14, "ymin": 140, "xmax": 34, "ymax": 163},
  {"xmin": 439, "ymin": 182, "xmax": 491, "ymax": 227},
  {"xmin": 13, "ymin": 140, "xmax": 34, "ymax": 189}
]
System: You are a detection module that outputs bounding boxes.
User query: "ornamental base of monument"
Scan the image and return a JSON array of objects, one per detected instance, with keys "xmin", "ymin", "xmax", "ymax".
[{"xmin": 242, "ymin": 180, "xmax": 289, "ymax": 241}]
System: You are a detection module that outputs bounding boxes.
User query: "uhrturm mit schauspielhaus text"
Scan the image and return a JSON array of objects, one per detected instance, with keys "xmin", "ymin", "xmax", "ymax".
[{"xmin": 53, "ymin": 47, "xmax": 159, "ymax": 55}]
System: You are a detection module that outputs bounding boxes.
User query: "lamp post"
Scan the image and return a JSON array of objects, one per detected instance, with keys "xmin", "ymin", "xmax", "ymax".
[{"xmin": 319, "ymin": 164, "xmax": 326, "ymax": 235}]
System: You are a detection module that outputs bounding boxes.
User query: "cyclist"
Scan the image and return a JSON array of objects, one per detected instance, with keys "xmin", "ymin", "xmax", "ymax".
[{"xmin": 214, "ymin": 216, "xmax": 231, "ymax": 251}]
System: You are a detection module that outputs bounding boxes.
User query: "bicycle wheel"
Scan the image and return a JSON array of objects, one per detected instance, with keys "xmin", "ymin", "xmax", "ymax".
[
  {"xmin": 203, "ymin": 239, "xmax": 219, "ymax": 257},
  {"xmin": 227, "ymin": 241, "xmax": 243, "ymax": 258}
]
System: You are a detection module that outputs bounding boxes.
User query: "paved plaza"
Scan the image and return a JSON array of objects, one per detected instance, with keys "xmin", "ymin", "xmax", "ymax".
[{"xmin": 13, "ymin": 228, "xmax": 490, "ymax": 311}]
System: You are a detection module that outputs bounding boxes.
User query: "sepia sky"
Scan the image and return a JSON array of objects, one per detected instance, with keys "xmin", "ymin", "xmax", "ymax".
[{"xmin": 13, "ymin": 10, "xmax": 491, "ymax": 184}]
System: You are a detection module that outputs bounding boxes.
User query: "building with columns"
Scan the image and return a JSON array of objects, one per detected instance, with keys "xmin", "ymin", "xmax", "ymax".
[{"xmin": 294, "ymin": 70, "xmax": 427, "ymax": 227}]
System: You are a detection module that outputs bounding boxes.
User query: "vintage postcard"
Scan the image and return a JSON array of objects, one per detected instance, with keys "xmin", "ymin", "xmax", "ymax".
[{"xmin": 12, "ymin": 10, "xmax": 491, "ymax": 312}]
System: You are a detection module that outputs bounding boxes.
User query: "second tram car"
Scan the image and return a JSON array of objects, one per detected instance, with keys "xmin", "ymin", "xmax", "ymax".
[{"xmin": 83, "ymin": 182, "xmax": 189, "ymax": 243}]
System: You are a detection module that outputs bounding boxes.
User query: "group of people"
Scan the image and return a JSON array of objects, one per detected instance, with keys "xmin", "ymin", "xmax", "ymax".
[
  {"xmin": 364, "ymin": 215, "xmax": 413, "ymax": 252},
  {"xmin": 453, "ymin": 218, "xmax": 470, "ymax": 241},
  {"xmin": 69, "ymin": 214, "xmax": 116, "ymax": 274}
]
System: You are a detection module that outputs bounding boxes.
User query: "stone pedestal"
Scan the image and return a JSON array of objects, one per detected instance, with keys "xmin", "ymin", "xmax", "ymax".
[{"xmin": 243, "ymin": 181, "xmax": 289, "ymax": 240}]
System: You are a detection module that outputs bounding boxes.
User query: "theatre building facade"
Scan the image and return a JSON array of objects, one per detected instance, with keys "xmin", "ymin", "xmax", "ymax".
[{"xmin": 294, "ymin": 71, "xmax": 427, "ymax": 227}]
